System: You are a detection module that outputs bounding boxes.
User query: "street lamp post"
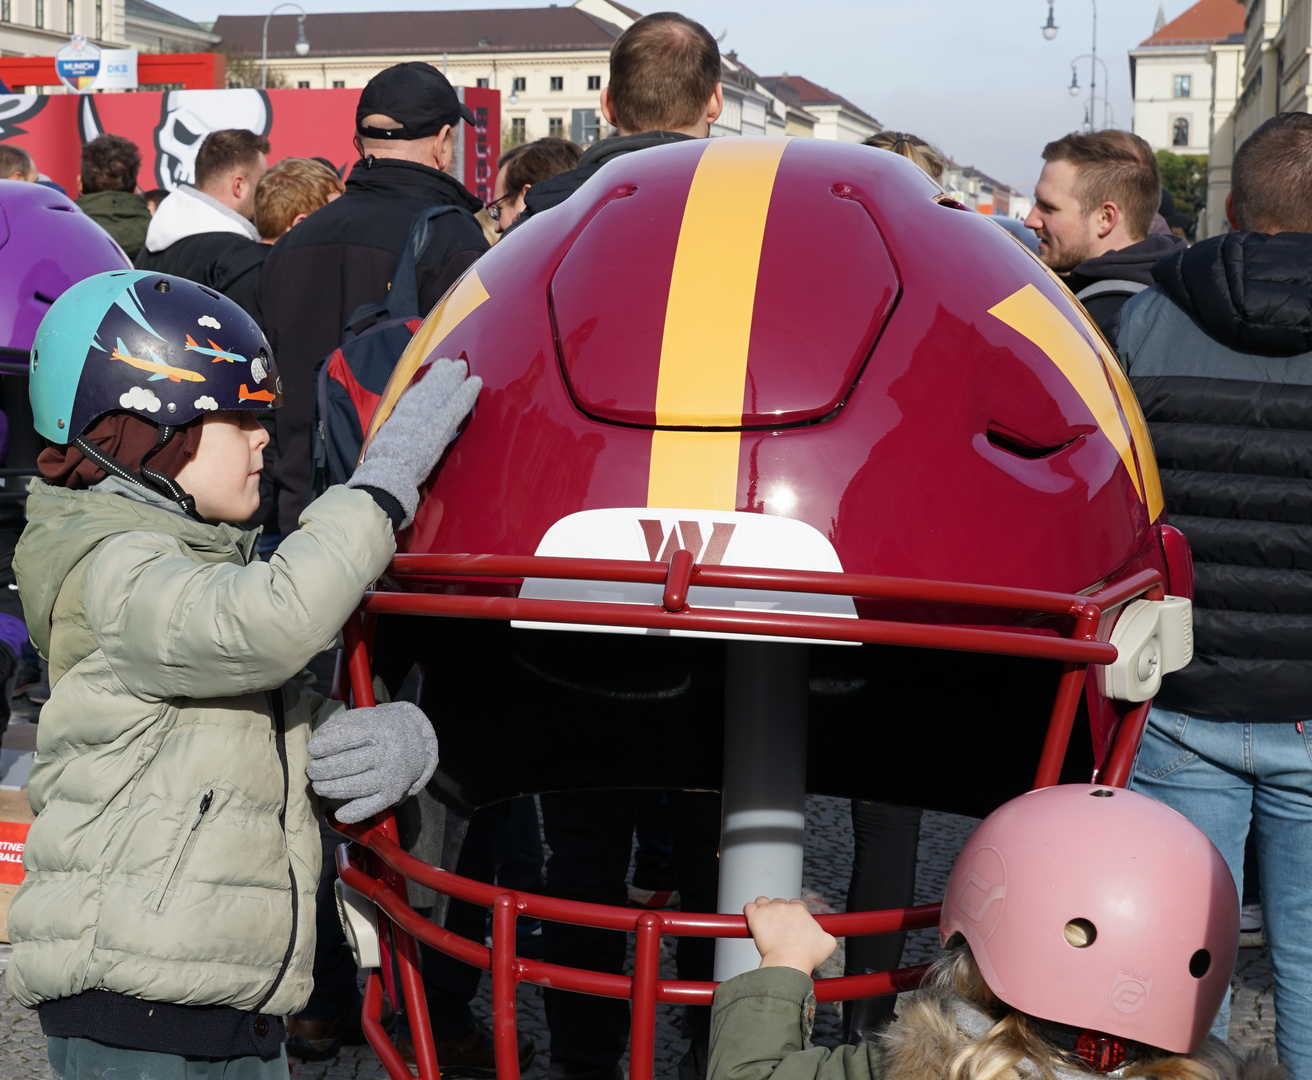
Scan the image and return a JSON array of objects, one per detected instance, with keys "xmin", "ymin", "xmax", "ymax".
[
  {"xmin": 1068, "ymin": 54, "xmax": 1113, "ymax": 130},
  {"xmin": 1042, "ymin": 0, "xmax": 1102, "ymax": 130},
  {"xmin": 262, "ymin": 2, "xmax": 310, "ymax": 90}
]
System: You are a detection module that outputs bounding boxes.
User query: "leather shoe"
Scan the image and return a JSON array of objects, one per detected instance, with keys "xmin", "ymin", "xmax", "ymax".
[
  {"xmin": 286, "ymin": 1009, "xmax": 367, "ymax": 1061},
  {"xmin": 396, "ymin": 1023, "xmax": 535, "ymax": 1078}
]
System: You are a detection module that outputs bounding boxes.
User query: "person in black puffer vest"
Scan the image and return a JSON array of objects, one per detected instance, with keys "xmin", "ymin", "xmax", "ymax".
[{"xmin": 1120, "ymin": 111, "xmax": 1312, "ymax": 1080}]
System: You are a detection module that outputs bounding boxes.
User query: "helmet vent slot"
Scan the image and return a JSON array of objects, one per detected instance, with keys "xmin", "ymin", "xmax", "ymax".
[
  {"xmin": 1064, "ymin": 919, "xmax": 1097, "ymax": 947},
  {"xmin": 1189, "ymin": 949, "xmax": 1211, "ymax": 978},
  {"xmin": 986, "ymin": 427, "xmax": 1082, "ymax": 460},
  {"xmin": 1089, "ymin": 789, "xmax": 1115, "ymax": 797},
  {"xmin": 154, "ymin": 280, "xmax": 170, "ymax": 293}
]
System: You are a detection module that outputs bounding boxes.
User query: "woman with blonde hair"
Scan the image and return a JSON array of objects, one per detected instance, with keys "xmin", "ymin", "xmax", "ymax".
[
  {"xmin": 711, "ymin": 785, "xmax": 1278, "ymax": 1080},
  {"xmin": 864, "ymin": 131, "xmax": 945, "ymax": 183}
]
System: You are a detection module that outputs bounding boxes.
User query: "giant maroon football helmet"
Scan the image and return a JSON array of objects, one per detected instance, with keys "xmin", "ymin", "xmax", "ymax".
[{"xmin": 335, "ymin": 137, "xmax": 1195, "ymax": 1080}]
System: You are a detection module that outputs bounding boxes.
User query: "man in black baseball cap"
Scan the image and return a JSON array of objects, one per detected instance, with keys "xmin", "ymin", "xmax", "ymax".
[
  {"xmin": 355, "ymin": 60, "xmax": 477, "ymax": 140},
  {"xmin": 256, "ymin": 59, "xmax": 489, "ymax": 546}
]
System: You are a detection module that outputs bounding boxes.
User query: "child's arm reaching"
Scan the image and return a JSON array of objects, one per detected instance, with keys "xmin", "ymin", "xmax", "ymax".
[{"xmin": 708, "ymin": 898, "xmax": 884, "ymax": 1080}]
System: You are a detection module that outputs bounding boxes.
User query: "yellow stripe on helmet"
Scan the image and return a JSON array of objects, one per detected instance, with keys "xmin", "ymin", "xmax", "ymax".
[{"xmin": 647, "ymin": 138, "xmax": 790, "ymax": 510}]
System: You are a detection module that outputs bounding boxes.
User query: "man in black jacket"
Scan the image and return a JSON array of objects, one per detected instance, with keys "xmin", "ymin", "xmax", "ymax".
[
  {"xmin": 254, "ymin": 62, "xmax": 488, "ymax": 539},
  {"xmin": 1122, "ymin": 112, "xmax": 1312, "ymax": 1079},
  {"xmin": 136, "ymin": 129, "xmax": 268, "ymax": 280},
  {"xmin": 1023, "ymin": 129, "xmax": 1183, "ymax": 345},
  {"xmin": 514, "ymin": 12, "xmax": 722, "ymax": 225}
]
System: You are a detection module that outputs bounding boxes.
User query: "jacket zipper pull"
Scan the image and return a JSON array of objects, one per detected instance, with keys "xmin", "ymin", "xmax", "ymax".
[{"xmin": 190, "ymin": 789, "xmax": 214, "ymax": 831}]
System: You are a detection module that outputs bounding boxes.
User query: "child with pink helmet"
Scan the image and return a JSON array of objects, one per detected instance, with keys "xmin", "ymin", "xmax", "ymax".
[{"xmin": 709, "ymin": 785, "xmax": 1276, "ymax": 1080}]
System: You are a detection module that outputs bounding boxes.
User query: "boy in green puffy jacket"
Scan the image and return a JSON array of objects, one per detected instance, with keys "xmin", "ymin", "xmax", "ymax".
[{"xmin": 8, "ymin": 271, "xmax": 471, "ymax": 1079}]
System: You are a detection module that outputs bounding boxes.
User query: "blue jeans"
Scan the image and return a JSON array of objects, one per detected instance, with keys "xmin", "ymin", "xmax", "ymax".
[{"xmin": 1130, "ymin": 706, "xmax": 1312, "ymax": 1080}]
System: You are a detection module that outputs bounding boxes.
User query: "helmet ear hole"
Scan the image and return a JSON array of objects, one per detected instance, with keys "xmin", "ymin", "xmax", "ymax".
[
  {"xmin": 1064, "ymin": 918, "xmax": 1097, "ymax": 947},
  {"xmin": 1189, "ymin": 949, "xmax": 1211, "ymax": 977}
]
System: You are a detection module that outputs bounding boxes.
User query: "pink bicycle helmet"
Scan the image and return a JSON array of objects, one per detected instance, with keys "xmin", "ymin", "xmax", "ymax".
[{"xmin": 940, "ymin": 784, "xmax": 1238, "ymax": 1056}]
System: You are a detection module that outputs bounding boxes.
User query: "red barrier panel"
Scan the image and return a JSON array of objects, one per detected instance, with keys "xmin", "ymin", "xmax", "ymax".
[
  {"xmin": 0, "ymin": 80, "xmax": 499, "ymax": 201},
  {"xmin": 0, "ymin": 52, "xmax": 225, "ymax": 92}
]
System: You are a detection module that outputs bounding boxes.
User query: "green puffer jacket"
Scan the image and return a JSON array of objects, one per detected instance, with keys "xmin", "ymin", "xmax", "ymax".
[
  {"xmin": 6, "ymin": 480, "xmax": 395, "ymax": 1016},
  {"xmin": 76, "ymin": 190, "xmax": 152, "ymax": 261}
]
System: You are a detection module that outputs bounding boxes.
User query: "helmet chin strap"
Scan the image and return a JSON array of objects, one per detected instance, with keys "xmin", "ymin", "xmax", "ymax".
[{"xmin": 74, "ymin": 424, "xmax": 202, "ymax": 521}]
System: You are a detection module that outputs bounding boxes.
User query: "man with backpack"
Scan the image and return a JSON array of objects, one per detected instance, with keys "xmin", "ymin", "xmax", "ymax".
[
  {"xmin": 255, "ymin": 61, "xmax": 488, "ymax": 540},
  {"xmin": 1023, "ymin": 129, "xmax": 1183, "ymax": 346}
]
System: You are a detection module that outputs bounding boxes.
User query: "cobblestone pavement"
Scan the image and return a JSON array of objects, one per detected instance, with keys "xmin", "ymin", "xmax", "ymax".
[{"xmin": 0, "ymin": 787, "xmax": 1278, "ymax": 1080}]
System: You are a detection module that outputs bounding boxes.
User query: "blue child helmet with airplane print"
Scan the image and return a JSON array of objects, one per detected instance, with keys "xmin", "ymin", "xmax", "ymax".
[{"xmin": 30, "ymin": 270, "xmax": 282, "ymax": 445}]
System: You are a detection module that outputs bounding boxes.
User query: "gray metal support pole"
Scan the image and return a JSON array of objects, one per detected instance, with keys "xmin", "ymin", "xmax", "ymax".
[{"xmin": 713, "ymin": 641, "xmax": 810, "ymax": 981}]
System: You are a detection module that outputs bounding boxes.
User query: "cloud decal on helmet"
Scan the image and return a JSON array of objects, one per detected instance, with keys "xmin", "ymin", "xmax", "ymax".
[
  {"xmin": 197, "ymin": 315, "xmax": 221, "ymax": 330},
  {"xmin": 194, "ymin": 395, "xmax": 219, "ymax": 411},
  {"xmin": 120, "ymin": 386, "xmax": 161, "ymax": 413}
]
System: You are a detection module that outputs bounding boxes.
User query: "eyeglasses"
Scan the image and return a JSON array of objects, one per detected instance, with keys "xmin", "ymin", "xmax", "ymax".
[{"xmin": 484, "ymin": 192, "xmax": 517, "ymax": 221}]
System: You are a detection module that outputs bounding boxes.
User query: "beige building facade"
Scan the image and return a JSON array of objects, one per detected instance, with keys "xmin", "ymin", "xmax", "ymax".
[
  {"xmin": 213, "ymin": 1, "xmax": 830, "ymax": 149},
  {"xmin": 1, "ymin": 0, "xmax": 126, "ymax": 57},
  {"xmin": 1130, "ymin": 0, "xmax": 1245, "ymax": 156}
]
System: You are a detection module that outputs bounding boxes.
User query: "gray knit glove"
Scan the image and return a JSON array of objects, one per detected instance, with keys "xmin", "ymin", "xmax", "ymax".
[
  {"xmin": 306, "ymin": 701, "xmax": 439, "ymax": 824},
  {"xmin": 347, "ymin": 358, "xmax": 483, "ymax": 529}
]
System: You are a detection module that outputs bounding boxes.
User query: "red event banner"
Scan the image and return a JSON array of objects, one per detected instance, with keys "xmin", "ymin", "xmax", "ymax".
[
  {"xmin": 0, "ymin": 85, "xmax": 499, "ymax": 204},
  {"xmin": 0, "ymin": 819, "xmax": 28, "ymax": 886}
]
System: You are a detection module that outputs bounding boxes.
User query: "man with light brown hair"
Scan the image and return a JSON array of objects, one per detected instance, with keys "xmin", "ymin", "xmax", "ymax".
[
  {"xmin": 137, "ymin": 128, "xmax": 270, "ymax": 279},
  {"xmin": 517, "ymin": 11, "xmax": 722, "ymax": 223},
  {"xmin": 1024, "ymin": 128, "xmax": 1182, "ymax": 344}
]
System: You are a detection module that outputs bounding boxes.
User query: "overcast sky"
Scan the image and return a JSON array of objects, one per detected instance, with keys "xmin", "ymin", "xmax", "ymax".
[{"xmin": 163, "ymin": 0, "xmax": 1185, "ymax": 194}]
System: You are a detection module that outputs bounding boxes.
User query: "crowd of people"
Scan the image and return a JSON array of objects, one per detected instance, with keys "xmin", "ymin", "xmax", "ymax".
[{"xmin": 2, "ymin": 7, "xmax": 1311, "ymax": 1080}]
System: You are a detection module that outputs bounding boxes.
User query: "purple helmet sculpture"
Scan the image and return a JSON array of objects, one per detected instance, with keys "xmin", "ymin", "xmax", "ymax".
[{"xmin": 0, "ymin": 180, "xmax": 131, "ymax": 371}]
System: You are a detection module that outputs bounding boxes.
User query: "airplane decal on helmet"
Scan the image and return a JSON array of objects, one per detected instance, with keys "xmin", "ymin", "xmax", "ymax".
[
  {"xmin": 185, "ymin": 334, "xmax": 250, "ymax": 365},
  {"xmin": 112, "ymin": 339, "xmax": 205, "ymax": 383}
]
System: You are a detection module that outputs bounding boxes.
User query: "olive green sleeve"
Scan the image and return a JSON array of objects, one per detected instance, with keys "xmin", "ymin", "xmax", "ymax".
[
  {"xmin": 85, "ymin": 486, "xmax": 396, "ymax": 701},
  {"xmin": 710, "ymin": 968, "xmax": 885, "ymax": 1080}
]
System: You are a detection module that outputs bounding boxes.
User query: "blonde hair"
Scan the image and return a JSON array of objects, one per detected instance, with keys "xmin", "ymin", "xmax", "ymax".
[
  {"xmin": 863, "ymin": 131, "xmax": 945, "ymax": 183},
  {"xmin": 253, "ymin": 157, "xmax": 344, "ymax": 241},
  {"xmin": 889, "ymin": 945, "xmax": 1254, "ymax": 1080}
]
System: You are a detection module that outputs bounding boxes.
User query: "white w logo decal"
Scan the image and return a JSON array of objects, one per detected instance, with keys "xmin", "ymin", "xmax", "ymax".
[{"xmin": 638, "ymin": 520, "xmax": 736, "ymax": 565}]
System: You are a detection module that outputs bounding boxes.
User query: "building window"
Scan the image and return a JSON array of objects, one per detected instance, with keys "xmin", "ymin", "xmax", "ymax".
[
  {"xmin": 95, "ymin": 0, "xmax": 101, "ymax": 37},
  {"xmin": 510, "ymin": 117, "xmax": 526, "ymax": 144},
  {"xmin": 549, "ymin": 116, "xmax": 564, "ymax": 137},
  {"xmin": 550, "ymin": 76, "xmax": 563, "ymax": 91},
  {"xmin": 35, "ymin": 0, "xmax": 44, "ymax": 27},
  {"xmin": 66, "ymin": 0, "xmax": 73, "ymax": 31},
  {"xmin": 297, "ymin": 80, "xmax": 310, "ymax": 89},
  {"xmin": 1, "ymin": 0, "xmax": 11, "ymax": 21},
  {"xmin": 332, "ymin": 80, "xmax": 345, "ymax": 88},
  {"xmin": 513, "ymin": 76, "xmax": 526, "ymax": 91},
  {"xmin": 475, "ymin": 77, "xmax": 489, "ymax": 89},
  {"xmin": 1174, "ymin": 74, "xmax": 1191, "ymax": 98},
  {"xmin": 1172, "ymin": 117, "xmax": 1189, "ymax": 146},
  {"xmin": 588, "ymin": 75, "xmax": 601, "ymax": 90}
]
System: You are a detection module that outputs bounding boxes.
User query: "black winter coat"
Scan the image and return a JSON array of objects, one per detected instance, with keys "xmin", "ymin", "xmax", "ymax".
[
  {"xmin": 254, "ymin": 158, "xmax": 487, "ymax": 536},
  {"xmin": 1118, "ymin": 231, "xmax": 1312, "ymax": 719},
  {"xmin": 517, "ymin": 130, "xmax": 695, "ymax": 222}
]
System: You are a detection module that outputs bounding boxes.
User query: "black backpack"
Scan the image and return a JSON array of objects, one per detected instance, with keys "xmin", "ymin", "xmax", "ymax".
[{"xmin": 310, "ymin": 205, "xmax": 475, "ymax": 495}]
